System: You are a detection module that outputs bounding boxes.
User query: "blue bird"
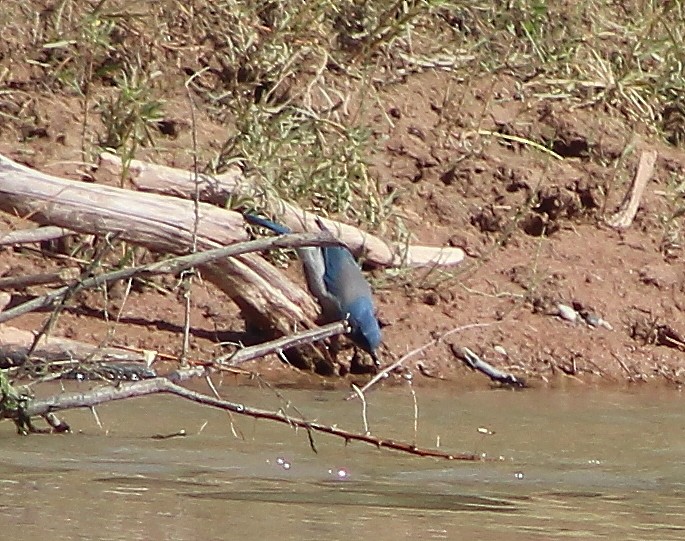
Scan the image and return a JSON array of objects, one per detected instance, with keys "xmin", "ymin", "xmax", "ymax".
[{"xmin": 244, "ymin": 213, "xmax": 382, "ymax": 364}]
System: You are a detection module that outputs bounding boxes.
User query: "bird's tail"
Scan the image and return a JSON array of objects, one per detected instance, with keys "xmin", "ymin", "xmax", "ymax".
[{"xmin": 243, "ymin": 213, "xmax": 292, "ymax": 235}]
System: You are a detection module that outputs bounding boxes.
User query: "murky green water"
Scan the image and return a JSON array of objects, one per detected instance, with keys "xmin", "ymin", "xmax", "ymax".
[{"xmin": 1, "ymin": 385, "xmax": 684, "ymax": 540}]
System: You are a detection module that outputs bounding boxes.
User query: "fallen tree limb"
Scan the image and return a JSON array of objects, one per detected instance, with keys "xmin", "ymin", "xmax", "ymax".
[
  {"xmin": 0, "ymin": 324, "xmax": 145, "ymax": 368},
  {"xmin": 214, "ymin": 320, "xmax": 349, "ymax": 365},
  {"xmin": 0, "ymin": 231, "xmax": 335, "ymax": 325},
  {"xmin": 607, "ymin": 149, "xmax": 658, "ymax": 229},
  {"xmin": 0, "ymin": 267, "xmax": 80, "ymax": 290},
  {"xmin": 0, "ymin": 225, "xmax": 73, "ymax": 246},
  {"xmin": 11, "ymin": 366, "xmax": 480, "ymax": 460},
  {"xmin": 98, "ymin": 152, "xmax": 466, "ymax": 268},
  {"xmin": 0, "ymin": 153, "xmax": 321, "ymax": 353},
  {"xmin": 1, "ymin": 319, "xmax": 348, "ymax": 373}
]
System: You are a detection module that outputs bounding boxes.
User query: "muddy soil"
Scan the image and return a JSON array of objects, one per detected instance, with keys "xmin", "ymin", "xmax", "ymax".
[{"xmin": 1, "ymin": 53, "xmax": 684, "ymax": 391}]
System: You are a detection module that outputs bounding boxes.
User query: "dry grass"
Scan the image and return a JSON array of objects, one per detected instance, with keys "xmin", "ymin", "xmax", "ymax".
[
  {"xmin": 1, "ymin": 0, "xmax": 683, "ymax": 228},
  {"xmin": 1, "ymin": 0, "xmax": 682, "ymax": 299}
]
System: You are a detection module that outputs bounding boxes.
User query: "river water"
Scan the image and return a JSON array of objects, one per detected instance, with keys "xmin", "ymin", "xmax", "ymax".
[{"xmin": 1, "ymin": 384, "xmax": 683, "ymax": 540}]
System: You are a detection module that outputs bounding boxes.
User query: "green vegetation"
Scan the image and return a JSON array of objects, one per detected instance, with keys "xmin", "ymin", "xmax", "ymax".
[
  {"xmin": 1, "ymin": 0, "xmax": 683, "ymax": 227},
  {"xmin": 0, "ymin": 369, "xmax": 30, "ymax": 434}
]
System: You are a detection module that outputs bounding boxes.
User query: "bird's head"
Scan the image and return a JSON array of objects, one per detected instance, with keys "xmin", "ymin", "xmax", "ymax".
[{"xmin": 346, "ymin": 297, "xmax": 382, "ymax": 358}]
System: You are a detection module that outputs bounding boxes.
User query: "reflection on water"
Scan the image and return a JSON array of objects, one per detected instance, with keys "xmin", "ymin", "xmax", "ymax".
[{"xmin": 1, "ymin": 386, "xmax": 685, "ymax": 540}]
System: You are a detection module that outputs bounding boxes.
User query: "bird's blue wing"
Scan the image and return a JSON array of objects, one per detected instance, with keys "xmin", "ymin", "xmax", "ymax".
[
  {"xmin": 321, "ymin": 247, "xmax": 381, "ymax": 354},
  {"xmin": 321, "ymin": 247, "xmax": 372, "ymax": 306},
  {"xmin": 245, "ymin": 213, "xmax": 382, "ymax": 355},
  {"xmin": 244, "ymin": 213, "xmax": 339, "ymax": 316}
]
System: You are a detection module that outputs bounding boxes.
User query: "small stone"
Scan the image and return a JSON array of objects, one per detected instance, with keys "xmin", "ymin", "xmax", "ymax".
[
  {"xmin": 557, "ymin": 303, "xmax": 578, "ymax": 323},
  {"xmin": 584, "ymin": 313, "xmax": 601, "ymax": 327},
  {"xmin": 583, "ymin": 312, "xmax": 613, "ymax": 330}
]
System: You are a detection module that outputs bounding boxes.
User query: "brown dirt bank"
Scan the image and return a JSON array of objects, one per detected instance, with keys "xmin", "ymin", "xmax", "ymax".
[{"xmin": 1, "ymin": 1, "xmax": 683, "ymax": 391}]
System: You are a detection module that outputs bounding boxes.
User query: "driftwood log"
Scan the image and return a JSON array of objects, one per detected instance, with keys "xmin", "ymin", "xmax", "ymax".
[
  {"xmin": 0, "ymin": 153, "xmax": 319, "ymax": 346},
  {"xmin": 97, "ymin": 152, "xmax": 465, "ymax": 268},
  {"xmin": 0, "ymin": 152, "xmax": 466, "ymax": 372},
  {"xmin": 0, "ymin": 325, "xmax": 145, "ymax": 368}
]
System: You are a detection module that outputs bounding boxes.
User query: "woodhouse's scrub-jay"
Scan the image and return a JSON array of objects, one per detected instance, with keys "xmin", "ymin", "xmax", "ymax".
[{"xmin": 244, "ymin": 213, "xmax": 382, "ymax": 364}]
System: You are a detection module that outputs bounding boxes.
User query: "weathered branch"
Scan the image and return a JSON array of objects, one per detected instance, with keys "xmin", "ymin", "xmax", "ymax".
[
  {"xmin": 214, "ymin": 321, "xmax": 348, "ymax": 365},
  {"xmin": 0, "ymin": 225, "xmax": 73, "ymax": 246},
  {"xmin": 98, "ymin": 152, "xmax": 466, "ymax": 268},
  {"xmin": 16, "ymin": 367, "xmax": 480, "ymax": 460},
  {"xmin": 0, "ymin": 232, "xmax": 335, "ymax": 325},
  {"xmin": 607, "ymin": 149, "xmax": 658, "ymax": 229},
  {"xmin": 0, "ymin": 267, "xmax": 80, "ymax": 290},
  {"xmin": 0, "ymin": 153, "xmax": 319, "ymax": 346},
  {"xmin": 0, "ymin": 324, "xmax": 146, "ymax": 368},
  {"xmin": 1, "ymin": 317, "xmax": 347, "ymax": 373}
]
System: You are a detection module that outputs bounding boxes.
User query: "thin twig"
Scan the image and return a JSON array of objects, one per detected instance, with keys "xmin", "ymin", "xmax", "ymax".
[
  {"xmin": 180, "ymin": 82, "xmax": 203, "ymax": 365},
  {"xmin": 350, "ymin": 383, "xmax": 370, "ymax": 435},
  {"xmin": 90, "ymin": 406, "xmax": 103, "ymax": 430},
  {"xmin": 611, "ymin": 352, "xmax": 636, "ymax": 383},
  {"xmin": 405, "ymin": 374, "xmax": 419, "ymax": 446},
  {"xmin": 349, "ymin": 322, "xmax": 494, "ymax": 398},
  {"xmin": 203, "ymin": 372, "xmax": 244, "ymax": 439}
]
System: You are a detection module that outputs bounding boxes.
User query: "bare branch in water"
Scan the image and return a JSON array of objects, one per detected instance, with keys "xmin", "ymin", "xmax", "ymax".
[
  {"xmin": 11, "ymin": 367, "xmax": 482, "ymax": 460},
  {"xmin": 213, "ymin": 321, "xmax": 349, "ymax": 365}
]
